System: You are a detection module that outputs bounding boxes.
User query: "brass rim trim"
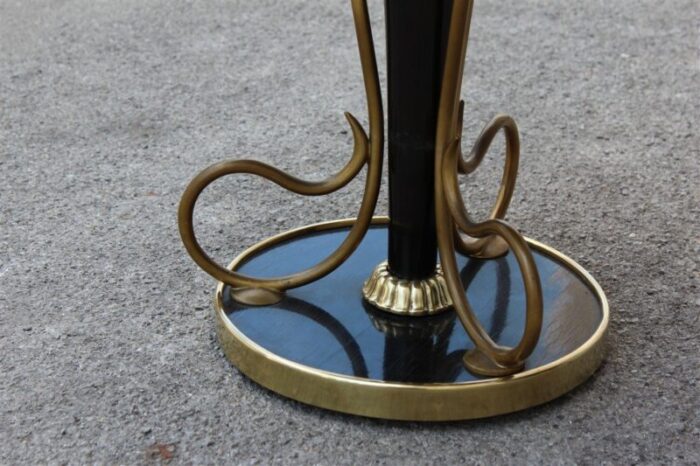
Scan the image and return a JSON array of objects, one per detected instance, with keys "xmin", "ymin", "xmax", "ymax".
[{"xmin": 213, "ymin": 217, "xmax": 609, "ymax": 421}]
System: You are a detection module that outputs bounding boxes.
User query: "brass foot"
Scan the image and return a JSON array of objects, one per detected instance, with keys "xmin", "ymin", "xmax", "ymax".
[
  {"xmin": 362, "ymin": 261, "xmax": 452, "ymax": 316},
  {"xmin": 456, "ymin": 234, "xmax": 509, "ymax": 259},
  {"xmin": 463, "ymin": 348, "xmax": 525, "ymax": 377},
  {"xmin": 230, "ymin": 287, "xmax": 284, "ymax": 306}
]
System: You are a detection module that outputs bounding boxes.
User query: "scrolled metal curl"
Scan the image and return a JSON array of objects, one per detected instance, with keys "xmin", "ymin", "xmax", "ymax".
[
  {"xmin": 178, "ymin": 0, "xmax": 383, "ymax": 305},
  {"xmin": 454, "ymin": 100, "xmax": 521, "ymax": 258},
  {"xmin": 441, "ymin": 139, "xmax": 543, "ymax": 373},
  {"xmin": 435, "ymin": 0, "xmax": 543, "ymax": 376}
]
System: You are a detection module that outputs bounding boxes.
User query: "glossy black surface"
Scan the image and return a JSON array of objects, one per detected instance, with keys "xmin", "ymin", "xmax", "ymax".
[
  {"xmin": 384, "ymin": 0, "xmax": 453, "ymax": 279},
  {"xmin": 223, "ymin": 226, "xmax": 604, "ymax": 383}
]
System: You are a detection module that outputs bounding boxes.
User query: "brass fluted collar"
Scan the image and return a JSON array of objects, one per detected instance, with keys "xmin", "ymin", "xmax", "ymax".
[{"xmin": 362, "ymin": 261, "xmax": 452, "ymax": 316}]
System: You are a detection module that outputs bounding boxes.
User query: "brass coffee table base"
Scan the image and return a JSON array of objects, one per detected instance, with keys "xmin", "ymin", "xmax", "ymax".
[
  {"xmin": 181, "ymin": 0, "xmax": 552, "ymax": 378},
  {"xmin": 213, "ymin": 218, "xmax": 608, "ymax": 421}
]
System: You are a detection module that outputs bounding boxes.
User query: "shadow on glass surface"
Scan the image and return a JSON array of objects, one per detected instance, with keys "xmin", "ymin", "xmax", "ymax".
[{"xmin": 223, "ymin": 254, "xmax": 512, "ymax": 383}]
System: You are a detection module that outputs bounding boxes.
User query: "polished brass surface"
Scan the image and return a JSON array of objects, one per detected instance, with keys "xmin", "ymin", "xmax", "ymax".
[
  {"xmin": 214, "ymin": 218, "xmax": 609, "ymax": 421},
  {"xmin": 178, "ymin": 0, "xmax": 383, "ymax": 298},
  {"xmin": 178, "ymin": 0, "xmax": 591, "ymax": 387},
  {"xmin": 229, "ymin": 287, "xmax": 284, "ymax": 307},
  {"xmin": 433, "ymin": 0, "xmax": 543, "ymax": 376},
  {"xmin": 362, "ymin": 261, "xmax": 452, "ymax": 316},
  {"xmin": 454, "ymin": 101, "xmax": 520, "ymax": 259}
]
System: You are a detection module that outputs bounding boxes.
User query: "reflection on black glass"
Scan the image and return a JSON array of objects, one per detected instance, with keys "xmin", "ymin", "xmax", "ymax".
[
  {"xmin": 367, "ymin": 255, "xmax": 512, "ymax": 382},
  {"xmin": 364, "ymin": 303, "xmax": 464, "ymax": 383},
  {"xmin": 460, "ymin": 255, "xmax": 511, "ymax": 341},
  {"xmin": 223, "ymin": 288, "xmax": 369, "ymax": 378},
  {"xmin": 222, "ymin": 254, "xmax": 510, "ymax": 382}
]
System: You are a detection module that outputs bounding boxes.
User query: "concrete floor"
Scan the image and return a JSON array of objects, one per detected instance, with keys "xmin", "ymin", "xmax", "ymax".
[{"xmin": 1, "ymin": 0, "xmax": 698, "ymax": 464}]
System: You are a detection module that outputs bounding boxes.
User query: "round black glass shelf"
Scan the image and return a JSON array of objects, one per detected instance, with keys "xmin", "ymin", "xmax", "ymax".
[{"xmin": 214, "ymin": 218, "xmax": 608, "ymax": 421}]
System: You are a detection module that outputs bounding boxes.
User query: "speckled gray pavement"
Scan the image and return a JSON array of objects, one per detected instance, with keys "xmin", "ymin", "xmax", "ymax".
[{"xmin": 1, "ymin": 0, "xmax": 698, "ymax": 464}]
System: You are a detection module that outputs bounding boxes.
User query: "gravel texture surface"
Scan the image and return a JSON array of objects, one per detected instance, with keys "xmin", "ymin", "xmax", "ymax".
[{"xmin": 1, "ymin": 0, "xmax": 698, "ymax": 464}]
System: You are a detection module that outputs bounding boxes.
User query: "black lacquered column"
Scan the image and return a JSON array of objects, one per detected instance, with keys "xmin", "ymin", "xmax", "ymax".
[{"xmin": 385, "ymin": 0, "xmax": 453, "ymax": 280}]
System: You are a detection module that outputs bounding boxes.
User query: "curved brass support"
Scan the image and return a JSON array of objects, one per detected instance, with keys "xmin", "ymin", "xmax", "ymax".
[
  {"xmin": 435, "ymin": 0, "xmax": 543, "ymax": 376},
  {"xmin": 178, "ymin": 0, "xmax": 384, "ymax": 305},
  {"xmin": 454, "ymin": 102, "xmax": 521, "ymax": 259}
]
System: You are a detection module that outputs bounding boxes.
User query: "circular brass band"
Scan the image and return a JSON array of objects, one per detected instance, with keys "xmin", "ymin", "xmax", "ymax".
[{"xmin": 214, "ymin": 217, "xmax": 609, "ymax": 421}]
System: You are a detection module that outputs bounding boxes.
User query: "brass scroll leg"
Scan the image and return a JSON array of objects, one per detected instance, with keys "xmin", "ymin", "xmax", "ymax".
[
  {"xmin": 177, "ymin": 0, "xmax": 384, "ymax": 306},
  {"xmin": 435, "ymin": 0, "xmax": 543, "ymax": 376}
]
